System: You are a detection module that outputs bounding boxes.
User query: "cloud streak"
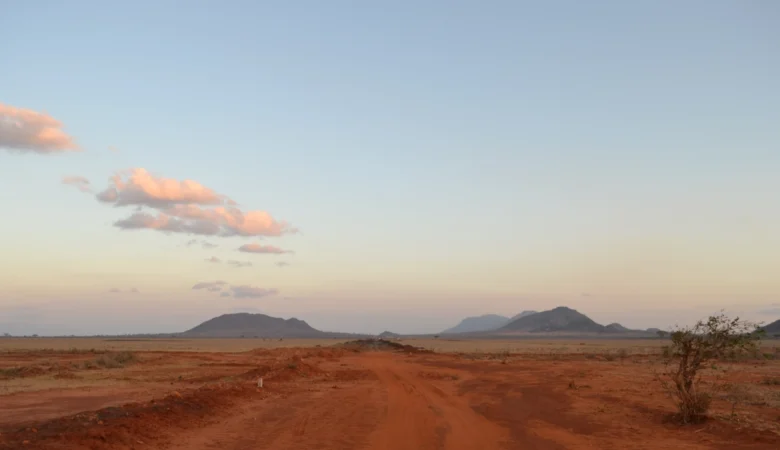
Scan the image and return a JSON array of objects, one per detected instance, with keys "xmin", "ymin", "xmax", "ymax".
[
  {"xmin": 62, "ymin": 176, "xmax": 92, "ymax": 193},
  {"xmin": 238, "ymin": 243, "xmax": 292, "ymax": 254},
  {"xmin": 205, "ymin": 256, "xmax": 221, "ymax": 263},
  {"xmin": 186, "ymin": 239, "xmax": 219, "ymax": 249},
  {"xmin": 108, "ymin": 287, "xmax": 139, "ymax": 294},
  {"xmin": 231, "ymin": 285, "xmax": 278, "ymax": 299},
  {"xmin": 0, "ymin": 103, "xmax": 78, "ymax": 154},
  {"xmin": 227, "ymin": 260, "xmax": 252, "ymax": 268},
  {"xmin": 192, "ymin": 281, "xmax": 227, "ymax": 290}
]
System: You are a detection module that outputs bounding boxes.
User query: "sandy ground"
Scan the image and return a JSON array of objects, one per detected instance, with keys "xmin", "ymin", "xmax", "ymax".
[{"xmin": 1, "ymin": 340, "xmax": 778, "ymax": 449}]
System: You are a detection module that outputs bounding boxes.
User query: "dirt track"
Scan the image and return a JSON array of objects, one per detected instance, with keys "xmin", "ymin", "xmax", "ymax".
[
  {"xmin": 2, "ymin": 344, "xmax": 779, "ymax": 449},
  {"xmin": 167, "ymin": 355, "xmax": 507, "ymax": 450}
]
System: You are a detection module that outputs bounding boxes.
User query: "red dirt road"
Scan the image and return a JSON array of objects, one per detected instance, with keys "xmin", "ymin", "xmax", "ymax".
[
  {"xmin": 169, "ymin": 355, "xmax": 507, "ymax": 450},
  {"xmin": 2, "ymin": 347, "xmax": 779, "ymax": 450}
]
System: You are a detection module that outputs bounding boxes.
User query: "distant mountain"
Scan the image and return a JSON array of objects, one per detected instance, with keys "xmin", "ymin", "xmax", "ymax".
[
  {"xmin": 182, "ymin": 313, "xmax": 325, "ymax": 338},
  {"xmin": 604, "ymin": 323, "xmax": 631, "ymax": 333},
  {"xmin": 761, "ymin": 319, "xmax": 780, "ymax": 335},
  {"xmin": 508, "ymin": 310, "xmax": 538, "ymax": 322},
  {"xmin": 378, "ymin": 331, "xmax": 401, "ymax": 338},
  {"xmin": 442, "ymin": 314, "xmax": 510, "ymax": 334},
  {"xmin": 646, "ymin": 328, "xmax": 662, "ymax": 334},
  {"xmin": 499, "ymin": 307, "xmax": 605, "ymax": 333}
]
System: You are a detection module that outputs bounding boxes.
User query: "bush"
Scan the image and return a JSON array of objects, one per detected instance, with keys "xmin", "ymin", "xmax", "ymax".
[
  {"xmin": 83, "ymin": 351, "xmax": 137, "ymax": 369},
  {"xmin": 657, "ymin": 313, "xmax": 762, "ymax": 424},
  {"xmin": 0, "ymin": 367, "xmax": 23, "ymax": 379}
]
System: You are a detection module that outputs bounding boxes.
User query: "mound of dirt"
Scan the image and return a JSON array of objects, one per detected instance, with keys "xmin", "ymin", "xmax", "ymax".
[
  {"xmin": 0, "ymin": 383, "xmax": 260, "ymax": 450},
  {"xmin": 340, "ymin": 339, "xmax": 429, "ymax": 353}
]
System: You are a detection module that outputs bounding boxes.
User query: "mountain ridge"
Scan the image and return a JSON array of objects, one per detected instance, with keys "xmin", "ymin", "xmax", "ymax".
[
  {"xmin": 441, "ymin": 314, "xmax": 510, "ymax": 334},
  {"xmin": 183, "ymin": 313, "xmax": 325, "ymax": 338},
  {"xmin": 499, "ymin": 306, "xmax": 606, "ymax": 333}
]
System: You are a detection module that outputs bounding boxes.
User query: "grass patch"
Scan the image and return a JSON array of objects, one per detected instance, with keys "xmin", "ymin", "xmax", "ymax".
[
  {"xmin": 76, "ymin": 351, "xmax": 138, "ymax": 369},
  {"xmin": 761, "ymin": 377, "xmax": 780, "ymax": 386},
  {"xmin": 0, "ymin": 367, "xmax": 23, "ymax": 379}
]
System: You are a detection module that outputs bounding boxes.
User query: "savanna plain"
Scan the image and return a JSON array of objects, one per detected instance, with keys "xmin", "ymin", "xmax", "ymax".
[{"xmin": 1, "ymin": 338, "xmax": 779, "ymax": 450}]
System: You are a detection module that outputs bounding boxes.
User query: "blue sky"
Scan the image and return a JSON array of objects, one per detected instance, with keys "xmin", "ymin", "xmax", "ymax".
[{"xmin": 1, "ymin": 1, "xmax": 778, "ymax": 335}]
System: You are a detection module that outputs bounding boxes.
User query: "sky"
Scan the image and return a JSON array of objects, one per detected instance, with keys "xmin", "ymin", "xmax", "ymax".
[{"xmin": 1, "ymin": 1, "xmax": 779, "ymax": 335}]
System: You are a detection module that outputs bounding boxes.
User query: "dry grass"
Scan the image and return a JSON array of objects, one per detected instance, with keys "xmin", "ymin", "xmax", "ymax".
[
  {"xmin": 79, "ymin": 351, "xmax": 138, "ymax": 369},
  {"xmin": 0, "ymin": 338, "xmax": 353, "ymax": 353},
  {"xmin": 2, "ymin": 336, "xmax": 777, "ymax": 355}
]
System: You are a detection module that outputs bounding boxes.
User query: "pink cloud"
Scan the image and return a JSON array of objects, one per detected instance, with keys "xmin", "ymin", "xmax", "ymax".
[
  {"xmin": 231, "ymin": 285, "xmax": 278, "ymax": 299},
  {"xmin": 93, "ymin": 169, "xmax": 296, "ymax": 238},
  {"xmin": 205, "ymin": 256, "xmax": 221, "ymax": 263},
  {"xmin": 238, "ymin": 243, "xmax": 292, "ymax": 254},
  {"xmin": 62, "ymin": 176, "xmax": 92, "ymax": 193},
  {"xmin": 114, "ymin": 206, "xmax": 294, "ymax": 237},
  {"xmin": 96, "ymin": 168, "xmax": 229, "ymax": 208},
  {"xmin": 165, "ymin": 205, "xmax": 295, "ymax": 237},
  {"xmin": 0, "ymin": 103, "xmax": 78, "ymax": 153}
]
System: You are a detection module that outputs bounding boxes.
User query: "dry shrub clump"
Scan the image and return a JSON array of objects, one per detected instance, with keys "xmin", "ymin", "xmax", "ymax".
[
  {"xmin": 78, "ymin": 351, "xmax": 138, "ymax": 369},
  {"xmin": 656, "ymin": 313, "xmax": 763, "ymax": 424}
]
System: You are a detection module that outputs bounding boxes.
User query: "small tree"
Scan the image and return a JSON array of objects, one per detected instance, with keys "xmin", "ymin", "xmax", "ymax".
[
  {"xmin": 656, "ymin": 330, "xmax": 667, "ymax": 339},
  {"xmin": 658, "ymin": 313, "xmax": 762, "ymax": 423}
]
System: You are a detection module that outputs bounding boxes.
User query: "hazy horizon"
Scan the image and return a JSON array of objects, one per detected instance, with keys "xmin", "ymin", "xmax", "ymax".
[{"xmin": 2, "ymin": 2, "xmax": 779, "ymax": 336}]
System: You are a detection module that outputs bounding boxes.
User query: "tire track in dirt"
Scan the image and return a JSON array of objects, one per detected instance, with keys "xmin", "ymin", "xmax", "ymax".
[
  {"xmin": 163, "ymin": 353, "xmax": 507, "ymax": 450},
  {"xmin": 363, "ymin": 354, "xmax": 508, "ymax": 450},
  {"xmin": 166, "ymin": 382, "xmax": 383, "ymax": 450}
]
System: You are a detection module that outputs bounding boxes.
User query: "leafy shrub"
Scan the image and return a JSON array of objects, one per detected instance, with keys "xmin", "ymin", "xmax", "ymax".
[{"xmin": 657, "ymin": 313, "xmax": 762, "ymax": 424}]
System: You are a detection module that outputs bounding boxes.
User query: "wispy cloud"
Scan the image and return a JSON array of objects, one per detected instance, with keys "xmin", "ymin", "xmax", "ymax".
[
  {"xmin": 109, "ymin": 287, "xmax": 140, "ymax": 294},
  {"xmin": 186, "ymin": 239, "xmax": 218, "ymax": 249},
  {"xmin": 231, "ymin": 285, "xmax": 278, "ymax": 299},
  {"xmin": 0, "ymin": 103, "xmax": 78, "ymax": 154},
  {"xmin": 275, "ymin": 261, "xmax": 290, "ymax": 268},
  {"xmin": 108, "ymin": 146, "xmax": 119, "ymax": 153},
  {"xmin": 238, "ymin": 243, "xmax": 292, "ymax": 254},
  {"xmin": 227, "ymin": 260, "xmax": 252, "ymax": 268},
  {"xmin": 205, "ymin": 256, "xmax": 221, "ymax": 263},
  {"xmin": 758, "ymin": 307, "xmax": 780, "ymax": 316},
  {"xmin": 192, "ymin": 281, "xmax": 227, "ymax": 290},
  {"xmin": 192, "ymin": 282, "xmax": 277, "ymax": 299},
  {"xmin": 62, "ymin": 176, "xmax": 92, "ymax": 193}
]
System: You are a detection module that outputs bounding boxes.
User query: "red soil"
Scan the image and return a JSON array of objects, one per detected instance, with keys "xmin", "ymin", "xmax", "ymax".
[{"xmin": 1, "ymin": 347, "xmax": 778, "ymax": 449}]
